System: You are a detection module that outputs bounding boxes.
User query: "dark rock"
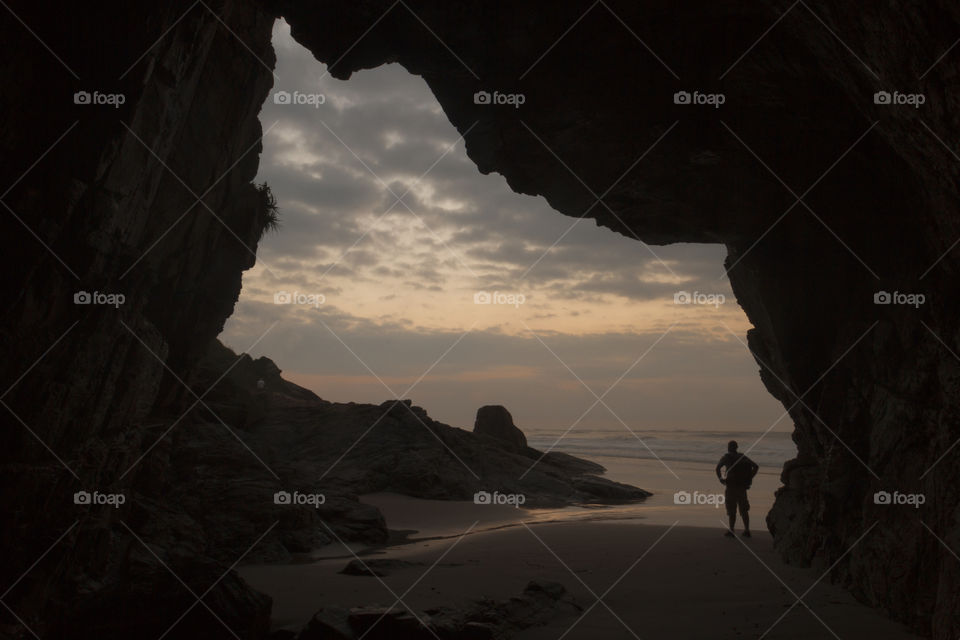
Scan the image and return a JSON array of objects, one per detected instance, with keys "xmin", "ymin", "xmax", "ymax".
[
  {"xmin": 489, "ymin": 579, "xmax": 581, "ymax": 631},
  {"xmin": 473, "ymin": 405, "xmax": 527, "ymax": 450},
  {"xmin": 298, "ymin": 607, "xmax": 353, "ymax": 640},
  {"xmin": 571, "ymin": 475, "xmax": 653, "ymax": 501},
  {"xmin": 459, "ymin": 622, "xmax": 495, "ymax": 639},
  {"xmin": 187, "ymin": 342, "xmax": 650, "ymax": 511},
  {"xmin": 0, "ymin": 0, "xmax": 280, "ymax": 636},
  {"xmin": 347, "ymin": 607, "xmax": 432, "ymax": 639},
  {"xmin": 339, "ymin": 558, "xmax": 421, "ymax": 577},
  {"xmin": 51, "ymin": 542, "xmax": 271, "ymax": 640},
  {"xmin": 540, "ymin": 451, "xmax": 606, "ymax": 475},
  {"xmin": 296, "ymin": 580, "xmax": 580, "ymax": 639},
  {"xmin": 523, "ymin": 579, "xmax": 569, "ymax": 601}
]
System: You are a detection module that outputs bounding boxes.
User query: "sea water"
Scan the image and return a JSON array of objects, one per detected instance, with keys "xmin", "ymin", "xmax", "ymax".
[{"xmin": 524, "ymin": 428, "xmax": 797, "ymax": 529}]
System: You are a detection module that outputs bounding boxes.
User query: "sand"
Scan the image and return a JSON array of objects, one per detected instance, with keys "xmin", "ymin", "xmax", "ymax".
[{"xmin": 239, "ymin": 493, "xmax": 922, "ymax": 639}]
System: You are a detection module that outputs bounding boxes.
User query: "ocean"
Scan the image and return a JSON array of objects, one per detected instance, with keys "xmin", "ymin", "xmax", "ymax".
[
  {"xmin": 523, "ymin": 427, "xmax": 798, "ymax": 529},
  {"xmin": 524, "ymin": 427, "xmax": 797, "ymax": 469}
]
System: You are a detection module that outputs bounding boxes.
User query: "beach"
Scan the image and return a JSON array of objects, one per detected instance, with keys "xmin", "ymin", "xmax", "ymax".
[
  {"xmin": 241, "ymin": 492, "xmax": 920, "ymax": 638},
  {"xmin": 240, "ymin": 450, "xmax": 922, "ymax": 638}
]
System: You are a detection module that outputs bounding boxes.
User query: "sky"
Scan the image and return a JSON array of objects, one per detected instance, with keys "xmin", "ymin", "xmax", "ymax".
[{"xmin": 219, "ymin": 19, "xmax": 787, "ymax": 435}]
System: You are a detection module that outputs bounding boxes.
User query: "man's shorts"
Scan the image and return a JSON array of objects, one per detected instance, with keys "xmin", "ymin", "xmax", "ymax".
[{"xmin": 725, "ymin": 485, "xmax": 750, "ymax": 516}]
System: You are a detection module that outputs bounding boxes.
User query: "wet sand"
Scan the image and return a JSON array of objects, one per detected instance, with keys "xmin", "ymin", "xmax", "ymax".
[{"xmin": 240, "ymin": 493, "xmax": 922, "ymax": 639}]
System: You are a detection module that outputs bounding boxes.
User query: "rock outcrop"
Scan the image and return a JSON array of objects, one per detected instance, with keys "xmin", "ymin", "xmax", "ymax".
[
  {"xmin": 190, "ymin": 342, "xmax": 649, "ymax": 510},
  {"xmin": 293, "ymin": 579, "xmax": 580, "ymax": 640},
  {"xmin": 2, "ymin": 1, "xmax": 278, "ymax": 637},
  {"xmin": 473, "ymin": 405, "xmax": 528, "ymax": 450},
  {"xmin": 3, "ymin": 0, "xmax": 960, "ymax": 638},
  {"xmin": 18, "ymin": 332, "xmax": 647, "ymax": 637}
]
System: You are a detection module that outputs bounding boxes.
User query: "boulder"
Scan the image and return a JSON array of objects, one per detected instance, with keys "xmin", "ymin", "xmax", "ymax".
[{"xmin": 473, "ymin": 405, "xmax": 527, "ymax": 450}]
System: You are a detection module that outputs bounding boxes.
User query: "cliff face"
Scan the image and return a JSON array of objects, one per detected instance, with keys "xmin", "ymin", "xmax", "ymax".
[
  {"xmin": 1, "ymin": 0, "xmax": 276, "ymax": 636},
  {"xmin": 2, "ymin": 0, "xmax": 960, "ymax": 638}
]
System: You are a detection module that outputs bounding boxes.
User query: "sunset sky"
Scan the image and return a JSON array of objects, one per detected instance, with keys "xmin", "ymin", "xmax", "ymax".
[{"xmin": 220, "ymin": 20, "xmax": 786, "ymax": 434}]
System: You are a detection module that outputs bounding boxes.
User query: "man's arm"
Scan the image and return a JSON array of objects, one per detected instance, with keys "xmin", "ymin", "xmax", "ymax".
[{"xmin": 716, "ymin": 458, "xmax": 726, "ymax": 483}]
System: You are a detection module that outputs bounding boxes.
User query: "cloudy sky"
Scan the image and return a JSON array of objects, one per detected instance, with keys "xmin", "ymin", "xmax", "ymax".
[{"xmin": 219, "ymin": 20, "xmax": 786, "ymax": 434}]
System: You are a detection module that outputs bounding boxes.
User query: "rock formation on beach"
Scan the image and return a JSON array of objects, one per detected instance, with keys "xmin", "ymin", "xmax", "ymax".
[
  {"xmin": 473, "ymin": 405, "xmax": 528, "ymax": 450},
  {"xmin": 30, "ymin": 340, "xmax": 646, "ymax": 638},
  {"xmin": 292, "ymin": 579, "xmax": 580, "ymax": 640},
  {"xmin": 3, "ymin": 0, "xmax": 960, "ymax": 637},
  {"xmin": 191, "ymin": 341, "xmax": 649, "ymax": 511}
]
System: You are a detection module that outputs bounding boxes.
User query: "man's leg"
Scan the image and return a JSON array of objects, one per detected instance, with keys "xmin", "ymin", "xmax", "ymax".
[
  {"xmin": 740, "ymin": 492, "xmax": 751, "ymax": 537},
  {"xmin": 724, "ymin": 488, "xmax": 736, "ymax": 536}
]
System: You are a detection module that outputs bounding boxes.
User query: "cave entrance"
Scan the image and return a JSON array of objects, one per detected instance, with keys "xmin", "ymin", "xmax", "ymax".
[{"xmin": 222, "ymin": 15, "xmax": 791, "ymax": 551}]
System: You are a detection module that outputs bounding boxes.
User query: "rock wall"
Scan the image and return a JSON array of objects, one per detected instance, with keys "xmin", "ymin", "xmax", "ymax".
[
  {"xmin": 2, "ymin": 0, "xmax": 959, "ymax": 637},
  {"xmin": 0, "ymin": 0, "xmax": 276, "ymax": 636}
]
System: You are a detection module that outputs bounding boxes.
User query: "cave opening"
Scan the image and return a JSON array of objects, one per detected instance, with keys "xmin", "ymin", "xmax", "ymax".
[
  {"xmin": 219, "ymin": 17, "xmax": 794, "ymax": 548},
  {"xmin": 5, "ymin": 1, "xmax": 958, "ymax": 637}
]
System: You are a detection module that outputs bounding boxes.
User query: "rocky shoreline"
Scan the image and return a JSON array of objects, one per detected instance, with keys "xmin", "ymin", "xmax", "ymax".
[
  {"xmin": 182, "ymin": 341, "xmax": 651, "ymax": 558},
  {"xmin": 74, "ymin": 340, "xmax": 649, "ymax": 638}
]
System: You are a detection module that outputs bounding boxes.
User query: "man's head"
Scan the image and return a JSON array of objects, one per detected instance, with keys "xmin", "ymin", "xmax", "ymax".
[{"xmin": 728, "ymin": 440, "xmax": 738, "ymax": 453}]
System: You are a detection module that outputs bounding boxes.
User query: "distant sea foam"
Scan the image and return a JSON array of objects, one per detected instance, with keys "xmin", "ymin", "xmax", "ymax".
[{"xmin": 525, "ymin": 428, "xmax": 797, "ymax": 468}]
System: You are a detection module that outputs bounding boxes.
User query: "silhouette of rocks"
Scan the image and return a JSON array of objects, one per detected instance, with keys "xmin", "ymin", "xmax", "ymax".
[
  {"xmin": 339, "ymin": 558, "xmax": 423, "ymax": 577},
  {"xmin": 293, "ymin": 579, "xmax": 580, "ymax": 639},
  {"xmin": 59, "ymin": 341, "xmax": 646, "ymax": 639},
  {"xmin": 59, "ymin": 545, "xmax": 272, "ymax": 640},
  {"xmin": 473, "ymin": 405, "xmax": 528, "ymax": 450}
]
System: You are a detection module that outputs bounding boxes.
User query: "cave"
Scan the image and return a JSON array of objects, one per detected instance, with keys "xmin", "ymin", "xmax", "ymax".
[{"xmin": 2, "ymin": 0, "xmax": 959, "ymax": 638}]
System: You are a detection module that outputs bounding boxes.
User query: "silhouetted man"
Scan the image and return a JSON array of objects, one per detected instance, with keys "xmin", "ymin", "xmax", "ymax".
[{"xmin": 716, "ymin": 440, "xmax": 759, "ymax": 537}]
